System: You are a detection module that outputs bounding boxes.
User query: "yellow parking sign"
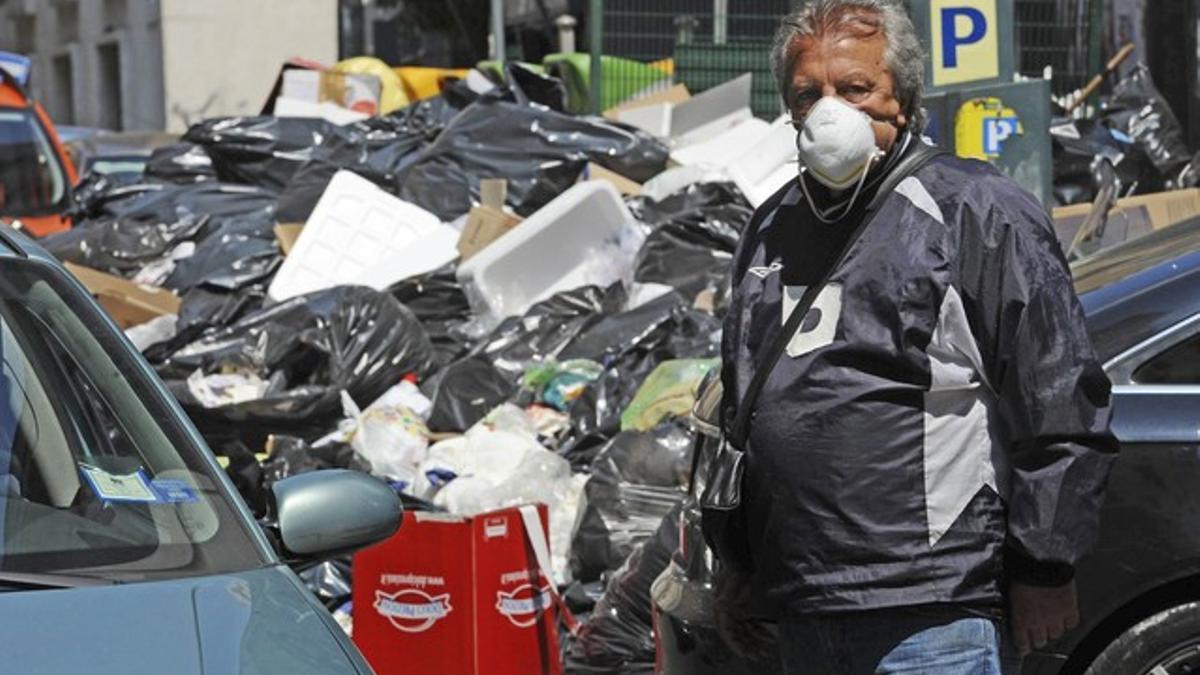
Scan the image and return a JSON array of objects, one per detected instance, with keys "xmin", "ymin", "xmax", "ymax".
[{"xmin": 931, "ymin": 0, "xmax": 1000, "ymax": 86}]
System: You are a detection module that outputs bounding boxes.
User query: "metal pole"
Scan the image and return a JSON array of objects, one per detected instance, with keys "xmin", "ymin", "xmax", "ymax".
[
  {"xmin": 491, "ymin": 0, "xmax": 506, "ymax": 63},
  {"xmin": 589, "ymin": 0, "xmax": 602, "ymax": 113},
  {"xmin": 713, "ymin": 0, "xmax": 728, "ymax": 45},
  {"xmin": 556, "ymin": 15, "xmax": 578, "ymax": 54}
]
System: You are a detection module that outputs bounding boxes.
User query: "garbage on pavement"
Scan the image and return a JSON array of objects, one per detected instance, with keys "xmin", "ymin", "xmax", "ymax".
[{"xmin": 63, "ymin": 50, "xmax": 1200, "ymax": 673}]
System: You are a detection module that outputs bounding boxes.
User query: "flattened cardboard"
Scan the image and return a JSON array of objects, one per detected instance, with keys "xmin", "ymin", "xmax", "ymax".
[
  {"xmin": 64, "ymin": 263, "xmax": 180, "ymax": 329},
  {"xmin": 457, "ymin": 179, "xmax": 524, "ymax": 261},
  {"xmin": 274, "ymin": 223, "xmax": 304, "ymax": 256},
  {"xmin": 458, "ymin": 207, "xmax": 523, "ymax": 261},
  {"xmin": 585, "ymin": 163, "xmax": 643, "ymax": 196},
  {"xmin": 1052, "ymin": 188, "xmax": 1200, "ymax": 248}
]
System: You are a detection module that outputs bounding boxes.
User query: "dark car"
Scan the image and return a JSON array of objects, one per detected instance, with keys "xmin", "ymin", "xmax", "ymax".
[
  {"xmin": 654, "ymin": 216, "xmax": 1200, "ymax": 675},
  {"xmin": 0, "ymin": 226, "xmax": 402, "ymax": 674}
]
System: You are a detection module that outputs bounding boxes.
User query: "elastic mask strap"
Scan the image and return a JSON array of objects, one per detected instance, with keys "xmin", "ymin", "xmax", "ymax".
[{"xmin": 800, "ymin": 154, "xmax": 875, "ymax": 224}]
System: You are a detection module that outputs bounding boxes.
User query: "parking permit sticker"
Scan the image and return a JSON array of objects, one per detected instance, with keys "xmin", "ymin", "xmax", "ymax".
[
  {"xmin": 80, "ymin": 466, "xmax": 158, "ymax": 503},
  {"xmin": 151, "ymin": 478, "xmax": 198, "ymax": 504}
]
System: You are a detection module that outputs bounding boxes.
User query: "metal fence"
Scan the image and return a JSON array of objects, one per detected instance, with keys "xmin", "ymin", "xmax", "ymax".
[
  {"xmin": 586, "ymin": 0, "xmax": 1103, "ymax": 116},
  {"xmin": 1014, "ymin": 0, "xmax": 1103, "ymax": 97},
  {"xmin": 593, "ymin": 0, "xmax": 790, "ymax": 118}
]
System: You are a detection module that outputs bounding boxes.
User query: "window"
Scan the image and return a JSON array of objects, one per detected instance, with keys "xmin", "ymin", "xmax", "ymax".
[
  {"xmin": 0, "ymin": 260, "xmax": 265, "ymax": 580},
  {"xmin": 0, "ymin": 109, "xmax": 68, "ymax": 216},
  {"xmin": 1133, "ymin": 333, "xmax": 1200, "ymax": 384}
]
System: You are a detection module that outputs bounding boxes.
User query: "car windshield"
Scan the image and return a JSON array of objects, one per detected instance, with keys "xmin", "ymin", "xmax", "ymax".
[
  {"xmin": 0, "ymin": 108, "xmax": 67, "ymax": 216},
  {"xmin": 0, "ymin": 257, "xmax": 267, "ymax": 582}
]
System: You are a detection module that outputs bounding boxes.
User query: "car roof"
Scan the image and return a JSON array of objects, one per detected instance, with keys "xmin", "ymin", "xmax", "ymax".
[{"xmin": 1076, "ymin": 215, "xmax": 1200, "ymax": 362}]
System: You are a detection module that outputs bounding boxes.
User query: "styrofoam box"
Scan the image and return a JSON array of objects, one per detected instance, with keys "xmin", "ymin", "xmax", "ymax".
[
  {"xmin": 727, "ymin": 117, "xmax": 799, "ymax": 207},
  {"xmin": 269, "ymin": 170, "xmax": 459, "ymax": 302},
  {"xmin": 456, "ymin": 182, "xmax": 639, "ymax": 321}
]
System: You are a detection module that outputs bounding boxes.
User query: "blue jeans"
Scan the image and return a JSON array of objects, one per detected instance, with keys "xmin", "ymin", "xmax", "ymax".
[{"xmin": 779, "ymin": 606, "xmax": 1021, "ymax": 674}]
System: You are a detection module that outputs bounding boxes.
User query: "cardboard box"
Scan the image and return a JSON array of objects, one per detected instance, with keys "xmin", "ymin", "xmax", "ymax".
[
  {"xmin": 457, "ymin": 179, "xmax": 524, "ymax": 261},
  {"xmin": 281, "ymin": 69, "xmax": 381, "ymax": 116},
  {"xmin": 585, "ymin": 163, "xmax": 643, "ymax": 196},
  {"xmin": 1052, "ymin": 188, "xmax": 1200, "ymax": 250},
  {"xmin": 64, "ymin": 263, "xmax": 180, "ymax": 329},
  {"xmin": 274, "ymin": 223, "xmax": 304, "ymax": 256},
  {"xmin": 353, "ymin": 505, "xmax": 562, "ymax": 675}
]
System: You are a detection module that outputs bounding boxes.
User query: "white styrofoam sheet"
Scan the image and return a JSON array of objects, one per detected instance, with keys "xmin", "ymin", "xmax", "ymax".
[
  {"xmin": 670, "ymin": 117, "xmax": 773, "ymax": 169},
  {"xmin": 456, "ymin": 181, "xmax": 641, "ymax": 322},
  {"xmin": 269, "ymin": 170, "xmax": 459, "ymax": 302},
  {"xmin": 727, "ymin": 118, "xmax": 799, "ymax": 207}
]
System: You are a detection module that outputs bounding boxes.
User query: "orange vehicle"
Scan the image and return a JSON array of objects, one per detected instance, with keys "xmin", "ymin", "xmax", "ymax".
[{"xmin": 0, "ymin": 66, "xmax": 77, "ymax": 237}]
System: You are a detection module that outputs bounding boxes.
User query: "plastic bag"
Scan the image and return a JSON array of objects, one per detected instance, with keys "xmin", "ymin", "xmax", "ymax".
[
  {"xmin": 45, "ymin": 181, "xmax": 278, "ymax": 279},
  {"xmin": 560, "ymin": 294, "xmax": 723, "ymax": 465},
  {"xmin": 1105, "ymin": 64, "xmax": 1193, "ymax": 182},
  {"xmin": 570, "ymin": 422, "xmax": 693, "ymax": 583},
  {"xmin": 275, "ymin": 86, "xmax": 477, "ymax": 223},
  {"xmin": 334, "ymin": 56, "xmax": 411, "ymax": 114},
  {"xmin": 158, "ymin": 285, "xmax": 437, "ymax": 447},
  {"xmin": 184, "ymin": 116, "xmax": 342, "ymax": 192},
  {"xmin": 413, "ymin": 405, "xmax": 588, "ymax": 582},
  {"xmin": 474, "ymin": 283, "xmax": 628, "ymax": 380},
  {"xmin": 398, "ymin": 81, "xmax": 669, "ymax": 220},
  {"xmin": 523, "ymin": 359, "xmax": 605, "ymax": 411},
  {"xmin": 143, "ymin": 142, "xmax": 216, "ymax": 184},
  {"xmin": 387, "ymin": 265, "xmax": 474, "ymax": 367},
  {"xmin": 341, "ymin": 390, "xmax": 430, "ymax": 484},
  {"xmin": 565, "ymin": 505, "xmax": 682, "ymax": 673},
  {"xmin": 422, "ymin": 356, "xmax": 517, "ymax": 433},
  {"xmin": 620, "ymin": 359, "xmax": 718, "ymax": 432},
  {"xmin": 163, "ymin": 211, "xmax": 282, "ymax": 293}
]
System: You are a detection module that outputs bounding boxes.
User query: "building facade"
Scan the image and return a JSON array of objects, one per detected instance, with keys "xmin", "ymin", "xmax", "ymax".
[{"xmin": 0, "ymin": 0, "xmax": 338, "ymax": 132}]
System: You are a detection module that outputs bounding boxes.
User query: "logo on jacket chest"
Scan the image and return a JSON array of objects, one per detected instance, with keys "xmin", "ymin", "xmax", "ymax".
[{"xmin": 782, "ymin": 284, "xmax": 843, "ymax": 357}]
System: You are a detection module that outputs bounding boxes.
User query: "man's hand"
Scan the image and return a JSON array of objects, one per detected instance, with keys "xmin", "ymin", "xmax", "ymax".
[{"xmin": 1010, "ymin": 581, "xmax": 1080, "ymax": 655}]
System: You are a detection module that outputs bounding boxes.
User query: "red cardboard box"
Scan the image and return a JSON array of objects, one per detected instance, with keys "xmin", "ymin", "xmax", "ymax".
[{"xmin": 353, "ymin": 505, "xmax": 563, "ymax": 675}]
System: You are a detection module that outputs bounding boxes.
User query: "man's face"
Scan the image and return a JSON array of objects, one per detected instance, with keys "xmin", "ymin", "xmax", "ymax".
[{"xmin": 787, "ymin": 23, "xmax": 907, "ymax": 154}]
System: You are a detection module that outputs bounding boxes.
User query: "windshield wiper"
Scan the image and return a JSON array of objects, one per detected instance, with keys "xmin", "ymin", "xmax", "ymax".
[{"xmin": 0, "ymin": 570, "xmax": 116, "ymax": 590}]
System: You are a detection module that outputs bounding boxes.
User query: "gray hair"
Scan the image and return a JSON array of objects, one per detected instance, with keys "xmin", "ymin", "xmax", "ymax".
[{"xmin": 770, "ymin": 0, "xmax": 926, "ymax": 132}]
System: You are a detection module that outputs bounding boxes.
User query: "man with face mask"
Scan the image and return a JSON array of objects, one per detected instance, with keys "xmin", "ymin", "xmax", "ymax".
[{"xmin": 716, "ymin": 1, "xmax": 1117, "ymax": 673}]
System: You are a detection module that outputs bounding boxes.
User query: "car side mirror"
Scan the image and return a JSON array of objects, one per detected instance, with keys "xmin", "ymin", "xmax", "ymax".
[{"xmin": 270, "ymin": 470, "xmax": 401, "ymax": 559}]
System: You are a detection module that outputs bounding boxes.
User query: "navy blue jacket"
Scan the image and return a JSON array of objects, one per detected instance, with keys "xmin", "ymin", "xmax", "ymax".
[{"xmin": 720, "ymin": 145, "xmax": 1117, "ymax": 616}]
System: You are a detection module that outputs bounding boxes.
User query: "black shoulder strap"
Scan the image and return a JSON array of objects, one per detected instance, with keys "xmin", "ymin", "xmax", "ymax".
[{"xmin": 730, "ymin": 142, "xmax": 947, "ymax": 447}]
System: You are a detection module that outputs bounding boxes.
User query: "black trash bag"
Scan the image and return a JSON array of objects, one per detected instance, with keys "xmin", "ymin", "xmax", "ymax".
[
  {"xmin": 422, "ymin": 356, "xmax": 517, "ymax": 433},
  {"xmin": 159, "ymin": 285, "xmax": 437, "ymax": 448},
  {"xmin": 561, "ymin": 295, "xmax": 722, "ymax": 456},
  {"xmin": 571, "ymin": 421, "xmax": 693, "ymax": 583},
  {"xmin": 1050, "ymin": 117, "xmax": 1161, "ymax": 206},
  {"xmin": 506, "ymin": 62, "xmax": 569, "ymax": 112},
  {"xmin": 633, "ymin": 191, "xmax": 745, "ymax": 302},
  {"xmin": 565, "ymin": 505, "xmax": 682, "ymax": 674},
  {"xmin": 627, "ymin": 181, "xmax": 752, "ymax": 227},
  {"xmin": 163, "ymin": 211, "xmax": 282, "ymax": 293},
  {"xmin": 259, "ymin": 434, "xmax": 364, "ymax": 492},
  {"xmin": 473, "ymin": 283, "xmax": 627, "ymax": 380},
  {"xmin": 275, "ymin": 84, "xmax": 480, "ymax": 223},
  {"xmin": 398, "ymin": 87, "xmax": 669, "ymax": 220},
  {"xmin": 184, "ymin": 116, "xmax": 343, "ymax": 192},
  {"xmin": 297, "ymin": 557, "xmax": 354, "ymax": 611},
  {"xmin": 143, "ymin": 142, "xmax": 217, "ymax": 184},
  {"xmin": 143, "ymin": 286, "xmax": 266, "ymax": 364},
  {"xmin": 219, "ymin": 440, "xmax": 268, "ymax": 516},
  {"xmin": 44, "ymin": 181, "xmax": 278, "ymax": 278},
  {"xmin": 1104, "ymin": 64, "xmax": 1194, "ymax": 184},
  {"xmin": 388, "ymin": 265, "xmax": 475, "ymax": 366}
]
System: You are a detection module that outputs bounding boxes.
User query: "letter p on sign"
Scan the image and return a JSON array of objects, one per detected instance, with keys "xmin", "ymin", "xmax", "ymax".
[{"xmin": 931, "ymin": 0, "xmax": 999, "ymax": 86}]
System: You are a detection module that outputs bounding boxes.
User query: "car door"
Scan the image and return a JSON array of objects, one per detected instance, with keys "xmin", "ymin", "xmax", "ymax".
[{"xmin": 1061, "ymin": 313, "xmax": 1200, "ymax": 669}]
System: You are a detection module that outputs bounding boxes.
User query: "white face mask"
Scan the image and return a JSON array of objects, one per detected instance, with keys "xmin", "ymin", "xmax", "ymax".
[
  {"xmin": 795, "ymin": 96, "xmax": 882, "ymax": 189},
  {"xmin": 794, "ymin": 96, "xmax": 884, "ymax": 222}
]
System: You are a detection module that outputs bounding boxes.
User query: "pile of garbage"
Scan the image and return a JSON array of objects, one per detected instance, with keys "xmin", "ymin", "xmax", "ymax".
[{"xmin": 46, "ymin": 63, "xmax": 778, "ymax": 673}]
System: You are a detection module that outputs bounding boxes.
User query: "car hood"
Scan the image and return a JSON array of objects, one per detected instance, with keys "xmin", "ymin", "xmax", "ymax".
[{"xmin": 0, "ymin": 565, "xmax": 367, "ymax": 675}]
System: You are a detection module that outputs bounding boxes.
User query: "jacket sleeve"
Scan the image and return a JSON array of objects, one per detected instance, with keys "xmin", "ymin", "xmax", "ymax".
[{"xmin": 958, "ymin": 173, "xmax": 1118, "ymax": 586}]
